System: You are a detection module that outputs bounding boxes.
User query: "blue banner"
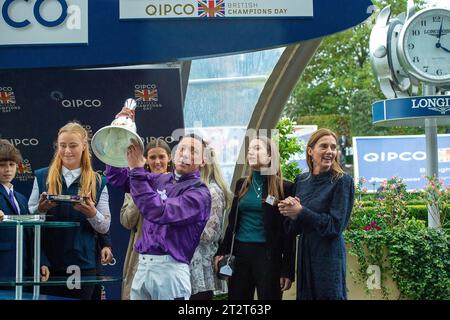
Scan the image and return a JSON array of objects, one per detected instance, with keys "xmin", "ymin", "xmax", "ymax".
[
  {"xmin": 0, "ymin": 67, "xmax": 184, "ymax": 299},
  {"xmin": 353, "ymin": 135, "xmax": 450, "ymax": 191},
  {"xmin": 0, "ymin": 0, "xmax": 373, "ymax": 69}
]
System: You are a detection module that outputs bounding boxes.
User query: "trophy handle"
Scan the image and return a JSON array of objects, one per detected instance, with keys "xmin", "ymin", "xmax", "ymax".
[{"xmin": 124, "ymin": 98, "xmax": 137, "ymax": 111}]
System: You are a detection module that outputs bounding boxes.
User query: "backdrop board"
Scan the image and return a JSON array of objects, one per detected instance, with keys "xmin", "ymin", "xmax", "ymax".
[
  {"xmin": 0, "ymin": 67, "xmax": 185, "ymax": 299},
  {"xmin": 0, "ymin": 0, "xmax": 373, "ymax": 69},
  {"xmin": 353, "ymin": 135, "xmax": 450, "ymax": 192}
]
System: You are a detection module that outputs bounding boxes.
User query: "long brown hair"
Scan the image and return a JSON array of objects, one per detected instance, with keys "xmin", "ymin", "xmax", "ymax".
[
  {"xmin": 238, "ymin": 136, "xmax": 284, "ymax": 200},
  {"xmin": 47, "ymin": 122, "xmax": 101, "ymax": 202},
  {"xmin": 143, "ymin": 138, "xmax": 172, "ymax": 173},
  {"xmin": 306, "ymin": 128, "xmax": 344, "ymax": 181}
]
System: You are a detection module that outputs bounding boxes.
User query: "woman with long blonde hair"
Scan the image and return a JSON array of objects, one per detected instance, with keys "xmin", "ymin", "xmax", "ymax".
[
  {"xmin": 28, "ymin": 121, "xmax": 111, "ymax": 300},
  {"xmin": 190, "ymin": 143, "xmax": 232, "ymax": 300},
  {"xmin": 278, "ymin": 128, "xmax": 355, "ymax": 300},
  {"xmin": 215, "ymin": 135, "xmax": 296, "ymax": 300}
]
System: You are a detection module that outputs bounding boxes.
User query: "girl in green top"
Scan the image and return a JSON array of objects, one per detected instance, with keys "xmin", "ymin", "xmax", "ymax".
[{"xmin": 215, "ymin": 136, "xmax": 296, "ymax": 300}]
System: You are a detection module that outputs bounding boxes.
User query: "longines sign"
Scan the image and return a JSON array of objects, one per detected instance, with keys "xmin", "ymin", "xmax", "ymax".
[
  {"xmin": 411, "ymin": 97, "xmax": 450, "ymax": 114},
  {"xmin": 119, "ymin": 0, "xmax": 314, "ymax": 19},
  {"xmin": 0, "ymin": 0, "xmax": 88, "ymax": 46},
  {"xmin": 372, "ymin": 96, "xmax": 450, "ymax": 126}
]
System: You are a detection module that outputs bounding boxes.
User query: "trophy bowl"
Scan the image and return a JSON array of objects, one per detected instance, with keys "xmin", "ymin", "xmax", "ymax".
[{"xmin": 91, "ymin": 98, "xmax": 144, "ymax": 168}]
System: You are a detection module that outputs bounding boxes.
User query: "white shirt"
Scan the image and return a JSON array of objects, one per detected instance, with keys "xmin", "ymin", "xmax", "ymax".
[
  {"xmin": 28, "ymin": 166, "xmax": 111, "ymax": 234},
  {"xmin": 62, "ymin": 167, "xmax": 82, "ymax": 188},
  {"xmin": 2, "ymin": 183, "xmax": 21, "ymax": 214}
]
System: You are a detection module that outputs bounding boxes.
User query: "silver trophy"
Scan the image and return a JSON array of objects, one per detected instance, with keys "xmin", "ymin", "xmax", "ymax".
[{"xmin": 91, "ymin": 98, "xmax": 144, "ymax": 167}]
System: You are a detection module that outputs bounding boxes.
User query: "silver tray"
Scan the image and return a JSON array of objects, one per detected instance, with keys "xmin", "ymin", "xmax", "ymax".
[{"xmin": 3, "ymin": 215, "xmax": 46, "ymax": 222}]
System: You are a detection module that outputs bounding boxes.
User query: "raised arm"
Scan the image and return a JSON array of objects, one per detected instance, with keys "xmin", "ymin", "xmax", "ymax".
[{"xmin": 104, "ymin": 165, "xmax": 131, "ymax": 192}]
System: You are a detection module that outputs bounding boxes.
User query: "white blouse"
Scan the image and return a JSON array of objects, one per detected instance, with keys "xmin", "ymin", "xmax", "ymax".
[
  {"xmin": 189, "ymin": 181, "xmax": 226, "ymax": 294},
  {"xmin": 28, "ymin": 166, "xmax": 111, "ymax": 234}
]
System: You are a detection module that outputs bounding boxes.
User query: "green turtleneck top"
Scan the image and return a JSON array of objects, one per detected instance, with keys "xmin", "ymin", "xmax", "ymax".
[{"xmin": 236, "ymin": 170, "xmax": 266, "ymax": 243}]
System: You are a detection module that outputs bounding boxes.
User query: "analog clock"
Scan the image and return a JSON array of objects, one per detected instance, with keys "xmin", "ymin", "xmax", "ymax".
[
  {"xmin": 398, "ymin": 7, "xmax": 450, "ymax": 84},
  {"xmin": 370, "ymin": 6, "xmax": 417, "ymax": 98}
]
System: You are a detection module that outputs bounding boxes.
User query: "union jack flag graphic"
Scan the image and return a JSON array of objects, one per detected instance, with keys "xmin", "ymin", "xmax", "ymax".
[
  {"xmin": 0, "ymin": 91, "xmax": 15, "ymax": 104},
  {"xmin": 198, "ymin": 0, "xmax": 225, "ymax": 17},
  {"xmin": 18, "ymin": 161, "xmax": 32, "ymax": 174},
  {"xmin": 135, "ymin": 88, "xmax": 158, "ymax": 102}
]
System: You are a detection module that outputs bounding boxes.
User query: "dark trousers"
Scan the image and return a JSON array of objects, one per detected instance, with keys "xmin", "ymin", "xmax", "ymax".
[
  {"xmin": 40, "ymin": 268, "xmax": 97, "ymax": 300},
  {"xmin": 190, "ymin": 290, "xmax": 214, "ymax": 300},
  {"xmin": 228, "ymin": 241, "xmax": 282, "ymax": 300},
  {"xmin": 91, "ymin": 284, "xmax": 102, "ymax": 300}
]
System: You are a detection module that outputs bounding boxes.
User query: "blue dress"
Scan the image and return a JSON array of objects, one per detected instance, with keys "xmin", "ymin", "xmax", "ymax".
[{"xmin": 287, "ymin": 171, "xmax": 355, "ymax": 300}]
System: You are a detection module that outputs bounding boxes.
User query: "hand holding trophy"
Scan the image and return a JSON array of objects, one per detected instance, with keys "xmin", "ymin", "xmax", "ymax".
[{"xmin": 91, "ymin": 98, "xmax": 144, "ymax": 168}]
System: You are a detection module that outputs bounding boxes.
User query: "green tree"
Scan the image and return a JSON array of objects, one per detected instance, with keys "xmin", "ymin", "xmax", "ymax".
[
  {"xmin": 349, "ymin": 89, "xmax": 425, "ymax": 137},
  {"xmin": 284, "ymin": 0, "xmax": 438, "ymax": 137},
  {"xmin": 275, "ymin": 117, "xmax": 303, "ymax": 182}
]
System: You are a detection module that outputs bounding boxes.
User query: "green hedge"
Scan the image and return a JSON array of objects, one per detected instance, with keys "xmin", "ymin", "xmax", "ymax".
[
  {"xmin": 354, "ymin": 205, "xmax": 428, "ymax": 221},
  {"xmin": 358, "ymin": 200, "xmax": 430, "ymax": 207},
  {"xmin": 359, "ymin": 193, "xmax": 424, "ymax": 202},
  {"xmin": 345, "ymin": 226, "xmax": 450, "ymax": 300}
]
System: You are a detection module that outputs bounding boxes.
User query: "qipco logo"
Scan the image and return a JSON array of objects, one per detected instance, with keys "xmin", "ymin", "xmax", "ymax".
[
  {"xmin": 8, "ymin": 138, "xmax": 39, "ymax": 147},
  {"xmin": 61, "ymin": 99, "xmax": 102, "ymax": 108},
  {"xmin": 3, "ymin": 0, "xmax": 66, "ymax": 28},
  {"xmin": 2, "ymin": 0, "xmax": 81, "ymax": 29},
  {"xmin": 81, "ymin": 124, "xmax": 93, "ymax": 140},
  {"xmin": 141, "ymin": 136, "xmax": 175, "ymax": 145}
]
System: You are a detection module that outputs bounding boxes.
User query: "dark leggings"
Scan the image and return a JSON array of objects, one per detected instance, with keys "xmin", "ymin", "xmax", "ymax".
[{"xmin": 228, "ymin": 241, "xmax": 282, "ymax": 300}]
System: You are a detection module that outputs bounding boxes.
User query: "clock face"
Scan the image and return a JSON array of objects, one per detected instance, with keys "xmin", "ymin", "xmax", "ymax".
[{"xmin": 400, "ymin": 8, "xmax": 450, "ymax": 83}]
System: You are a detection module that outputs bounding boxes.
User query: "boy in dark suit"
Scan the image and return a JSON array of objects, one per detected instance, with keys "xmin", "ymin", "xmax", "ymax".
[{"xmin": 0, "ymin": 139, "xmax": 49, "ymax": 282}]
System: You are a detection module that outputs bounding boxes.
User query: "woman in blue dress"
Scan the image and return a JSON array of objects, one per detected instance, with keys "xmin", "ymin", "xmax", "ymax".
[{"xmin": 278, "ymin": 128, "xmax": 355, "ymax": 300}]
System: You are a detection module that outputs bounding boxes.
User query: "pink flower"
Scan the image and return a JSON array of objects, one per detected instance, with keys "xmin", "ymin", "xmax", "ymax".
[{"xmin": 363, "ymin": 221, "xmax": 382, "ymax": 231}]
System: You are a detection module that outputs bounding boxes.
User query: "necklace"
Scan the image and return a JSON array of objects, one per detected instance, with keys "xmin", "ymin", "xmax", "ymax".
[{"xmin": 252, "ymin": 179, "xmax": 263, "ymax": 198}]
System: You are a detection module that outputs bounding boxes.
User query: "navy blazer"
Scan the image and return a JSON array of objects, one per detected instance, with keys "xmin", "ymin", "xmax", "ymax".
[{"xmin": 0, "ymin": 186, "xmax": 30, "ymax": 278}]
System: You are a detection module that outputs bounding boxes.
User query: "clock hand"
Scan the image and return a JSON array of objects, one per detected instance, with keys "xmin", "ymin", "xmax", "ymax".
[
  {"xmin": 427, "ymin": 21, "xmax": 445, "ymax": 40},
  {"xmin": 437, "ymin": 21, "xmax": 443, "ymax": 44},
  {"xmin": 440, "ymin": 45, "xmax": 450, "ymax": 53},
  {"xmin": 436, "ymin": 42, "xmax": 450, "ymax": 53},
  {"xmin": 435, "ymin": 20, "xmax": 449, "ymax": 52}
]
